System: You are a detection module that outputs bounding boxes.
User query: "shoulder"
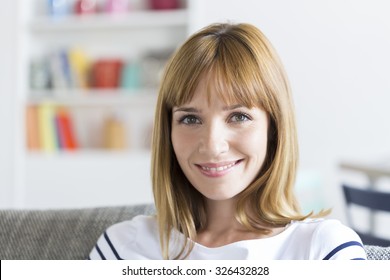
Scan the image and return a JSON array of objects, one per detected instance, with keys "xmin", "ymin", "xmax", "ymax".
[
  {"xmin": 106, "ymin": 215, "xmax": 157, "ymax": 242},
  {"xmin": 291, "ymin": 219, "xmax": 366, "ymax": 260},
  {"xmin": 88, "ymin": 215, "xmax": 160, "ymax": 260}
]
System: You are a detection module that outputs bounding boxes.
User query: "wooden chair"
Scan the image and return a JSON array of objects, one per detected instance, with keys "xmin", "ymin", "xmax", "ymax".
[{"xmin": 342, "ymin": 184, "xmax": 390, "ymax": 247}]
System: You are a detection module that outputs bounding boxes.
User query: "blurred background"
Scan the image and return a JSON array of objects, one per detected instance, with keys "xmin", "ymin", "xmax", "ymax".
[{"xmin": 1, "ymin": 0, "xmax": 390, "ymax": 240}]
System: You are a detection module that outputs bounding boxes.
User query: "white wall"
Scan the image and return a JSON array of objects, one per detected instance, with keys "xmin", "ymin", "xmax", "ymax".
[
  {"xmin": 0, "ymin": 1, "xmax": 19, "ymax": 207},
  {"xmin": 188, "ymin": 0, "xmax": 390, "ymax": 221}
]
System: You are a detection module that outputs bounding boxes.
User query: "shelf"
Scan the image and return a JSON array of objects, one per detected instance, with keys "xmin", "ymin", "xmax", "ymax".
[
  {"xmin": 26, "ymin": 149, "xmax": 151, "ymax": 160},
  {"xmin": 27, "ymin": 88, "xmax": 158, "ymax": 106},
  {"xmin": 29, "ymin": 9, "xmax": 188, "ymax": 32}
]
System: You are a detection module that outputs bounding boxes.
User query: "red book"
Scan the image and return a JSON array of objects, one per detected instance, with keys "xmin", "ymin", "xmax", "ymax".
[{"xmin": 55, "ymin": 108, "xmax": 78, "ymax": 150}]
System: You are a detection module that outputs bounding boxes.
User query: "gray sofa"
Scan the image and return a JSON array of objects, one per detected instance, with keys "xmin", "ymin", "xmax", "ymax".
[{"xmin": 0, "ymin": 204, "xmax": 389, "ymax": 260}]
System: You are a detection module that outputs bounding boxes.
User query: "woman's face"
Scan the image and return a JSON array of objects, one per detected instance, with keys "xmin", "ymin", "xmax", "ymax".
[{"xmin": 171, "ymin": 78, "xmax": 269, "ymax": 201}]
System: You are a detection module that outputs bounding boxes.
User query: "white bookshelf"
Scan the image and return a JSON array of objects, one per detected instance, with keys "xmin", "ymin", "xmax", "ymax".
[{"xmin": 11, "ymin": 0, "xmax": 189, "ymax": 209}]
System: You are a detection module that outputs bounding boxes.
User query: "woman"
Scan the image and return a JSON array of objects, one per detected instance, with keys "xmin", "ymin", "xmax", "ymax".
[{"xmin": 89, "ymin": 23, "xmax": 366, "ymax": 260}]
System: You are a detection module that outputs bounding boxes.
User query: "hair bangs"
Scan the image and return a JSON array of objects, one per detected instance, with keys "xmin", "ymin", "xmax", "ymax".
[
  {"xmin": 164, "ymin": 39, "xmax": 270, "ymax": 111},
  {"xmin": 163, "ymin": 37, "xmax": 219, "ymax": 109},
  {"xmin": 205, "ymin": 59, "xmax": 266, "ymax": 109}
]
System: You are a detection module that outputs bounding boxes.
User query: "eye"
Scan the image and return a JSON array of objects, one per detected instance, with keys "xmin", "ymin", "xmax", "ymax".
[
  {"xmin": 229, "ymin": 112, "xmax": 251, "ymax": 123},
  {"xmin": 179, "ymin": 115, "xmax": 202, "ymax": 125}
]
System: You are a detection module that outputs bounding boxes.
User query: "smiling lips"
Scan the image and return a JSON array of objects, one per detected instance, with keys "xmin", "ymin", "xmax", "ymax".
[{"xmin": 196, "ymin": 160, "xmax": 242, "ymax": 177}]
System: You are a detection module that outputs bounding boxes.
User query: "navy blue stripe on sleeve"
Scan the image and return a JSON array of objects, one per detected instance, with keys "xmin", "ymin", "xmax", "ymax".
[
  {"xmin": 323, "ymin": 241, "xmax": 363, "ymax": 260},
  {"xmin": 96, "ymin": 244, "xmax": 106, "ymax": 260},
  {"xmin": 104, "ymin": 231, "xmax": 123, "ymax": 260},
  {"xmin": 351, "ymin": 258, "xmax": 366, "ymax": 260}
]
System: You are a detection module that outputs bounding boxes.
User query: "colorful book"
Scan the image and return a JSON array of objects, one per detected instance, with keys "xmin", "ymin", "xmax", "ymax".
[
  {"xmin": 25, "ymin": 105, "xmax": 40, "ymax": 150},
  {"xmin": 49, "ymin": 49, "xmax": 74, "ymax": 89},
  {"xmin": 55, "ymin": 107, "xmax": 78, "ymax": 150},
  {"xmin": 37, "ymin": 103, "xmax": 58, "ymax": 152},
  {"xmin": 59, "ymin": 49, "xmax": 73, "ymax": 88},
  {"xmin": 68, "ymin": 48, "xmax": 90, "ymax": 89}
]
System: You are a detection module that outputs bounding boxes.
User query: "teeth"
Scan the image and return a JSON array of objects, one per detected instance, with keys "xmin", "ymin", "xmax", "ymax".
[{"xmin": 201, "ymin": 162, "xmax": 236, "ymax": 172}]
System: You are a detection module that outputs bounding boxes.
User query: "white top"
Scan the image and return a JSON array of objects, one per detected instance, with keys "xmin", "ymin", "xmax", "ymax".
[{"xmin": 88, "ymin": 215, "xmax": 367, "ymax": 260}]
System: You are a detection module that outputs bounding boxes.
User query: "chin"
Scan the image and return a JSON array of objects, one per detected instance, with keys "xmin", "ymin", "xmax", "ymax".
[{"xmin": 200, "ymin": 192, "xmax": 240, "ymax": 201}]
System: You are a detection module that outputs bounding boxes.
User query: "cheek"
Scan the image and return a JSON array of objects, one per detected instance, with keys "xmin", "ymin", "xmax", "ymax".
[
  {"xmin": 171, "ymin": 128, "xmax": 181, "ymax": 156},
  {"xmin": 171, "ymin": 127, "xmax": 195, "ymax": 159},
  {"xmin": 236, "ymin": 126, "xmax": 268, "ymax": 158}
]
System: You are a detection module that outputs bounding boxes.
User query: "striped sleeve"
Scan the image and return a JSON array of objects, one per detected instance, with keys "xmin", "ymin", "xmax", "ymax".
[
  {"xmin": 310, "ymin": 219, "xmax": 367, "ymax": 260},
  {"xmin": 88, "ymin": 220, "xmax": 137, "ymax": 260}
]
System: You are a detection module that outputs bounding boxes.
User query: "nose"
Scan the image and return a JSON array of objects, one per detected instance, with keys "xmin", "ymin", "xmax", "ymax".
[{"xmin": 198, "ymin": 122, "xmax": 229, "ymax": 156}]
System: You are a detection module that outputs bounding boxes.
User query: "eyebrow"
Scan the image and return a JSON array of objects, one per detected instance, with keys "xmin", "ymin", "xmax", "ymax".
[
  {"xmin": 173, "ymin": 104, "xmax": 244, "ymax": 113},
  {"xmin": 223, "ymin": 104, "xmax": 244, "ymax": 111},
  {"xmin": 173, "ymin": 107, "xmax": 200, "ymax": 113}
]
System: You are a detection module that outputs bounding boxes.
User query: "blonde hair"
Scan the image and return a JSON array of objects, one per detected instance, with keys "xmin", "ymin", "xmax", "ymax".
[{"xmin": 152, "ymin": 23, "xmax": 315, "ymax": 259}]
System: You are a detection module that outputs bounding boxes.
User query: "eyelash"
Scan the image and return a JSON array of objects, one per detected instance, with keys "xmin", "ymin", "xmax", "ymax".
[
  {"xmin": 229, "ymin": 112, "xmax": 252, "ymax": 123},
  {"xmin": 177, "ymin": 112, "xmax": 252, "ymax": 125},
  {"xmin": 178, "ymin": 115, "xmax": 201, "ymax": 125}
]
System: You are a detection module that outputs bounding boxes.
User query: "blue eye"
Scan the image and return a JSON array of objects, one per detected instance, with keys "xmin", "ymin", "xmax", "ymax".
[
  {"xmin": 230, "ymin": 113, "xmax": 251, "ymax": 123},
  {"xmin": 180, "ymin": 115, "xmax": 201, "ymax": 125}
]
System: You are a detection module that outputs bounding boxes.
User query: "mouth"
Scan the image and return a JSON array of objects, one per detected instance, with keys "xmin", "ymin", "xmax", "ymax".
[{"xmin": 195, "ymin": 160, "xmax": 243, "ymax": 177}]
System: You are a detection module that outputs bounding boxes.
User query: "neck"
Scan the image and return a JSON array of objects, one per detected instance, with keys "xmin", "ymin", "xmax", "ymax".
[
  {"xmin": 195, "ymin": 197, "xmax": 286, "ymax": 248},
  {"xmin": 203, "ymin": 198, "xmax": 243, "ymax": 232},
  {"xmin": 195, "ymin": 198, "xmax": 256, "ymax": 247}
]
